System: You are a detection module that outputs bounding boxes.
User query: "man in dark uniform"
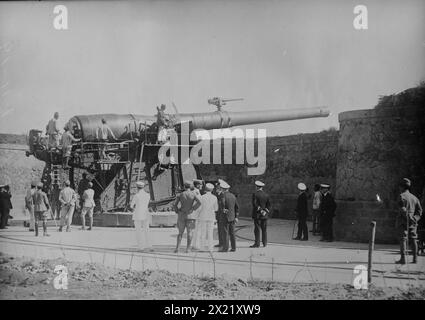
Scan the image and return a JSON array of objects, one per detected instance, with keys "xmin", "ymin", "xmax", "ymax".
[
  {"xmin": 250, "ymin": 180, "xmax": 271, "ymax": 248},
  {"xmin": 217, "ymin": 180, "xmax": 239, "ymax": 252},
  {"xmin": 214, "ymin": 181, "xmax": 225, "ymax": 249},
  {"xmin": 0, "ymin": 184, "xmax": 12, "ymax": 229},
  {"xmin": 319, "ymin": 183, "xmax": 336, "ymax": 242},
  {"xmin": 78, "ymin": 173, "xmax": 90, "ymax": 209},
  {"xmin": 419, "ymin": 182, "xmax": 425, "ymax": 255},
  {"xmin": 293, "ymin": 182, "xmax": 309, "ymax": 241},
  {"xmin": 396, "ymin": 178, "xmax": 422, "ymax": 264},
  {"xmin": 173, "ymin": 181, "xmax": 201, "ymax": 253}
]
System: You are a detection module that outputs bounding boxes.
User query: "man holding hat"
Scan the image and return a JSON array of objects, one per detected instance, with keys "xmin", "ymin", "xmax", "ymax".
[
  {"xmin": 25, "ymin": 181, "xmax": 37, "ymax": 232},
  {"xmin": 130, "ymin": 181, "xmax": 152, "ymax": 251},
  {"xmin": 196, "ymin": 183, "xmax": 218, "ymax": 251},
  {"xmin": 58, "ymin": 180, "xmax": 78, "ymax": 232},
  {"xmin": 396, "ymin": 178, "xmax": 422, "ymax": 264},
  {"xmin": 173, "ymin": 181, "xmax": 202, "ymax": 253},
  {"xmin": 217, "ymin": 180, "xmax": 239, "ymax": 252},
  {"xmin": 294, "ymin": 182, "xmax": 309, "ymax": 241},
  {"xmin": 250, "ymin": 180, "xmax": 271, "ymax": 248},
  {"xmin": 80, "ymin": 181, "xmax": 95, "ymax": 231},
  {"xmin": 319, "ymin": 183, "xmax": 336, "ymax": 242},
  {"xmin": 32, "ymin": 182, "xmax": 50, "ymax": 236}
]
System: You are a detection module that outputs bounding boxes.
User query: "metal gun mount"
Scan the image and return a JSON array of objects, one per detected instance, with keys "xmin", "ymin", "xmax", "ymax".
[{"xmin": 208, "ymin": 97, "xmax": 244, "ymax": 111}]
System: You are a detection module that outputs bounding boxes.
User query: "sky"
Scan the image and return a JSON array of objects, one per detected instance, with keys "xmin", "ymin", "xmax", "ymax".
[{"xmin": 0, "ymin": 0, "xmax": 424, "ymax": 136}]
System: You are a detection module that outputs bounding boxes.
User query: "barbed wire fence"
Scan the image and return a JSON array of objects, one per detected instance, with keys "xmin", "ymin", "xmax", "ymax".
[{"xmin": 1, "ymin": 232, "xmax": 424, "ymax": 290}]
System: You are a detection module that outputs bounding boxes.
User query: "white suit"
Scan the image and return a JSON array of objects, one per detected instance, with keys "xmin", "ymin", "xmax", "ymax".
[{"xmin": 130, "ymin": 189, "xmax": 151, "ymax": 250}]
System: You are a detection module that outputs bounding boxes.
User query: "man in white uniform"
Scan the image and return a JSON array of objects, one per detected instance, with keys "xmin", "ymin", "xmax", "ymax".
[
  {"xmin": 81, "ymin": 182, "xmax": 95, "ymax": 230},
  {"xmin": 130, "ymin": 181, "xmax": 152, "ymax": 251},
  {"xmin": 196, "ymin": 183, "xmax": 218, "ymax": 251}
]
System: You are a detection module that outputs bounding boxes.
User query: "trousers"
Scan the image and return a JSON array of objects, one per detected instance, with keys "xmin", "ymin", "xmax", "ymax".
[
  {"xmin": 222, "ymin": 220, "xmax": 236, "ymax": 251},
  {"xmin": 253, "ymin": 218, "xmax": 267, "ymax": 246},
  {"xmin": 134, "ymin": 219, "xmax": 150, "ymax": 249},
  {"xmin": 60, "ymin": 205, "xmax": 75, "ymax": 228}
]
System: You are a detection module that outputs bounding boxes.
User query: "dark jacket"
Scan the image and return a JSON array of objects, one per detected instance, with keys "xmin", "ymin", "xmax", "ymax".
[
  {"xmin": 252, "ymin": 189, "xmax": 271, "ymax": 219},
  {"xmin": 320, "ymin": 192, "xmax": 336, "ymax": 218},
  {"xmin": 219, "ymin": 191, "xmax": 239, "ymax": 222},
  {"xmin": 0, "ymin": 191, "xmax": 12, "ymax": 210},
  {"xmin": 295, "ymin": 191, "xmax": 308, "ymax": 219}
]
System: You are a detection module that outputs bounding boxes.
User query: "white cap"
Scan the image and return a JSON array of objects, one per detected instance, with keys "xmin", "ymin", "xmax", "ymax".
[
  {"xmin": 320, "ymin": 183, "xmax": 330, "ymax": 188},
  {"xmin": 205, "ymin": 183, "xmax": 214, "ymax": 191},
  {"xmin": 255, "ymin": 180, "xmax": 265, "ymax": 187},
  {"xmin": 297, "ymin": 183, "xmax": 307, "ymax": 191},
  {"xmin": 136, "ymin": 181, "xmax": 145, "ymax": 188},
  {"xmin": 219, "ymin": 180, "xmax": 230, "ymax": 189}
]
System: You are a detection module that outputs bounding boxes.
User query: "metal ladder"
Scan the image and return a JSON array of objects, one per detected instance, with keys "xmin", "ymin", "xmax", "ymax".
[
  {"xmin": 50, "ymin": 165, "xmax": 62, "ymax": 186},
  {"xmin": 137, "ymin": 142, "xmax": 145, "ymax": 182}
]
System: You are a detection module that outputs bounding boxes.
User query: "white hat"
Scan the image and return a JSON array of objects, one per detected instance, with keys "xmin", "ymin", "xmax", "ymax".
[
  {"xmin": 255, "ymin": 180, "xmax": 265, "ymax": 187},
  {"xmin": 219, "ymin": 180, "xmax": 230, "ymax": 189},
  {"xmin": 320, "ymin": 183, "xmax": 330, "ymax": 188},
  {"xmin": 205, "ymin": 183, "xmax": 214, "ymax": 191},
  {"xmin": 193, "ymin": 179, "xmax": 203, "ymax": 185},
  {"xmin": 136, "ymin": 181, "xmax": 145, "ymax": 188},
  {"xmin": 297, "ymin": 182, "xmax": 307, "ymax": 191}
]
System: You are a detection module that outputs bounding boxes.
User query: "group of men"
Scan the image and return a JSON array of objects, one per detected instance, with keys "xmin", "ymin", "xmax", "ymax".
[
  {"xmin": 173, "ymin": 179, "xmax": 239, "ymax": 253},
  {"xmin": 45, "ymin": 112, "xmax": 117, "ymax": 168},
  {"xmin": 130, "ymin": 177, "xmax": 241, "ymax": 253},
  {"xmin": 293, "ymin": 182, "xmax": 337, "ymax": 242},
  {"xmin": 24, "ymin": 176, "xmax": 96, "ymax": 236}
]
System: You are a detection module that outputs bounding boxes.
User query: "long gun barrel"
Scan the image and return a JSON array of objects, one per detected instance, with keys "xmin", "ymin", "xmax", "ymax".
[
  {"xmin": 61, "ymin": 106, "xmax": 329, "ymax": 142},
  {"xmin": 177, "ymin": 106, "xmax": 330, "ymax": 130}
]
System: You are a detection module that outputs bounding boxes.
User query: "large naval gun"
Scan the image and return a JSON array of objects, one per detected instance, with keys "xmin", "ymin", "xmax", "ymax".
[{"xmin": 26, "ymin": 99, "xmax": 329, "ymax": 225}]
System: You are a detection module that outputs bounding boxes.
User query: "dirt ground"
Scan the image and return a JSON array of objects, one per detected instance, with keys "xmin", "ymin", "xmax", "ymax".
[{"xmin": 0, "ymin": 253, "xmax": 424, "ymax": 300}]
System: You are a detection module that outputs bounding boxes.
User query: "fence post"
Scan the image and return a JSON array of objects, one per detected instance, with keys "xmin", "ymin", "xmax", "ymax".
[
  {"xmin": 368, "ymin": 221, "xmax": 376, "ymax": 284},
  {"xmin": 249, "ymin": 255, "xmax": 253, "ymax": 280}
]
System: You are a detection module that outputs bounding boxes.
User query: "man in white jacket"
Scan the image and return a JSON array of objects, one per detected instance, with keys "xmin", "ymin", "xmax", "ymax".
[
  {"xmin": 196, "ymin": 183, "xmax": 218, "ymax": 251},
  {"xmin": 130, "ymin": 181, "xmax": 152, "ymax": 251},
  {"xmin": 81, "ymin": 182, "xmax": 95, "ymax": 230}
]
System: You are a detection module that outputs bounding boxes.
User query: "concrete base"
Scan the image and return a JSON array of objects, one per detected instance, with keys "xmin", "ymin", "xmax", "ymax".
[{"xmin": 87, "ymin": 212, "xmax": 178, "ymax": 228}]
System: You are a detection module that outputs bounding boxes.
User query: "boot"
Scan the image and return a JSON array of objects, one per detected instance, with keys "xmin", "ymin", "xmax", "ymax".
[
  {"xmin": 43, "ymin": 222, "xmax": 49, "ymax": 236},
  {"xmin": 412, "ymin": 240, "xmax": 418, "ymax": 264},
  {"xmin": 35, "ymin": 222, "xmax": 39, "ymax": 236},
  {"xmin": 396, "ymin": 256, "xmax": 406, "ymax": 264},
  {"xmin": 396, "ymin": 239, "xmax": 407, "ymax": 264}
]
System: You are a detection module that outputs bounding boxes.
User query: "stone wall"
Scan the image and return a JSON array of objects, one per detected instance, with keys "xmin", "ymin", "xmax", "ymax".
[
  {"xmin": 334, "ymin": 105, "xmax": 425, "ymax": 243},
  {"xmin": 199, "ymin": 131, "xmax": 339, "ymax": 219},
  {"xmin": 336, "ymin": 105, "xmax": 425, "ymax": 202}
]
